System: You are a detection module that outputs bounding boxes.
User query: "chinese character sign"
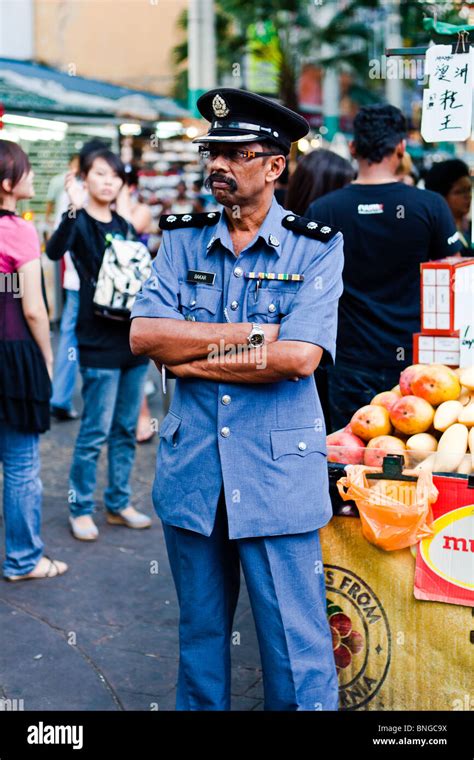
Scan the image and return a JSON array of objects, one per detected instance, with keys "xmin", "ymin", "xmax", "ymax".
[{"xmin": 421, "ymin": 45, "xmax": 473, "ymax": 143}]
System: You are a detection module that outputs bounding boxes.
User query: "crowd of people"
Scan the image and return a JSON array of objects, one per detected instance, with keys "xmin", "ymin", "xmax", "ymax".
[{"xmin": 0, "ymin": 102, "xmax": 470, "ymax": 581}]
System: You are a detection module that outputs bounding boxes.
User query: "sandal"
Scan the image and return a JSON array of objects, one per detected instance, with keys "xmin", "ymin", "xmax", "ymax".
[{"xmin": 4, "ymin": 556, "xmax": 68, "ymax": 582}]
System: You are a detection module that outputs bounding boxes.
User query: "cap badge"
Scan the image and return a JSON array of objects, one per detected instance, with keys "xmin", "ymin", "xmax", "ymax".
[{"xmin": 212, "ymin": 93, "xmax": 229, "ymax": 118}]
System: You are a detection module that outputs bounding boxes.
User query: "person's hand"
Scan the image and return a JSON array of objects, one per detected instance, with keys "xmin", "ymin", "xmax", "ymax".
[
  {"xmin": 262, "ymin": 324, "xmax": 280, "ymax": 343},
  {"xmin": 65, "ymin": 172, "xmax": 86, "ymax": 210}
]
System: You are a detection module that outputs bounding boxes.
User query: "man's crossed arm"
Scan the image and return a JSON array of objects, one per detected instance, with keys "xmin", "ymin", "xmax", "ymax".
[{"xmin": 129, "ymin": 317, "xmax": 322, "ymax": 384}]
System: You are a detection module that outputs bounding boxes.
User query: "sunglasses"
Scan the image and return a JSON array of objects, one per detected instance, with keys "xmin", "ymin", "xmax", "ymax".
[{"xmin": 198, "ymin": 147, "xmax": 282, "ymax": 164}]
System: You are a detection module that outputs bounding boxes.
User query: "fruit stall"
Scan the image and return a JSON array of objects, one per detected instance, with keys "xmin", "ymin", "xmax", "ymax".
[{"xmin": 321, "ymin": 361, "xmax": 474, "ymax": 711}]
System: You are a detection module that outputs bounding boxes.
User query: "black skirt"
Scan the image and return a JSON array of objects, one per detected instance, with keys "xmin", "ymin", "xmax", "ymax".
[{"xmin": 0, "ymin": 340, "xmax": 51, "ymax": 434}]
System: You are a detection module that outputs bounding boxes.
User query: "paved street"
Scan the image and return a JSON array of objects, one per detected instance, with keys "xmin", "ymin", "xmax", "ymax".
[{"xmin": 0, "ymin": 352, "xmax": 264, "ymax": 711}]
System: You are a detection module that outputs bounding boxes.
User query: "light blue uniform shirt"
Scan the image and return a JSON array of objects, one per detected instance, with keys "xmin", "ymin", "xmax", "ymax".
[{"xmin": 131, "ymin": 196, "xmax": 344, "ymax": 539}]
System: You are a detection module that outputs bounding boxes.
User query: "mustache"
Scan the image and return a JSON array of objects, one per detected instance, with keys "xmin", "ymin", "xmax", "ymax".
[{"xmin": 204, "ymin": 173, "xmax": 238, "ymax": 192}]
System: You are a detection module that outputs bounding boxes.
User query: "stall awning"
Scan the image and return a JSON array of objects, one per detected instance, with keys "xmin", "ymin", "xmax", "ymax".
[{"xmin": 0, "ymin": 57, "xmax": 189, "ymax": 122}]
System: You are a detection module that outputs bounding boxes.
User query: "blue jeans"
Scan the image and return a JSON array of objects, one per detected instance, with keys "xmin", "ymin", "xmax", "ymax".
[
  {"xmin": 51, "ymin": 289, "xmax": 80, "ymax": 411},
  {"xmin": 69, "ymin": 364, "xmax": 148, "ymax": 517},
  {"xmin": 0, "ymin": 423, "xmax": 44, "ymax": 577}
]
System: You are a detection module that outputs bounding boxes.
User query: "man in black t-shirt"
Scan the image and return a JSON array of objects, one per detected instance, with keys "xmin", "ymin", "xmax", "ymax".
[{"xmin": 306, "ymin": 104, "xmax": 462, "ymax": 432}]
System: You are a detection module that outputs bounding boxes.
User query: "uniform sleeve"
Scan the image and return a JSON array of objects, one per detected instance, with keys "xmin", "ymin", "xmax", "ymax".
[
  {"xmin": 278, "ymin": 231, "xmax": 344, "ymax": 365},
  {"xmin": 131, "ymin": 231, "xmax": 184, "ymax": 321},
  {"xmin": 428, "ymin": 193, "xmax": 463, "ymax": 260}
]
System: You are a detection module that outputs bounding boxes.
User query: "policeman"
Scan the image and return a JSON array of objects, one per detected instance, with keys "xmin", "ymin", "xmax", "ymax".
[{"xmin": 130, "ymin": 88, "xmax": 344, "ymax": 711}]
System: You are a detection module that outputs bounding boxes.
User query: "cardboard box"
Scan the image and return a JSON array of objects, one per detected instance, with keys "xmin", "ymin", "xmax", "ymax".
[
  {"xmin": 420, "ymin": 256, "xmax": 474, "ymax": 335},
  {"xmin": 413, "ymin": 331, "xmax": 460, "ymax": 367},
  {"xmin": 414, "ymin": 473, "xmax": 474, "ymax": 608}
]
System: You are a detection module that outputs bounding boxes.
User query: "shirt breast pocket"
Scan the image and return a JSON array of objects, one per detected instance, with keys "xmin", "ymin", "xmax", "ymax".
[
  {"xmin": 246, "ymin": 286, "xmax": 296, "ymax": 323},
  {"xmin": 179, "ymin": 282, "xmax": 222, "ymax": 322}
]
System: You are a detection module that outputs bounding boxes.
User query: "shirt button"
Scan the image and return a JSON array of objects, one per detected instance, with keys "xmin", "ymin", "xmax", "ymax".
[
  {"xmin": 190, "ymin": 299, "xmax": 196, "ymax": 306},
  {"xmin": 234, "ymin": 267, "xmax": 243, "ymax": 278},
  {"xmin": 221, "ymin": 394, "xmax": 231, "ymax": 405},
  {"xmin": 220, "ymin": 426, "xmax": 231, "ymax": 437},
  {"xmin": 185, "ymin": 314, "xmax": 196, "ymax": 321},
  {"xmin": 230, "ymin": 300, "xmax": 239, "ymax": 310},
  {"xmin": 298, "ymin": 441, "xmax": 307, "ymax": 451},
  {"xmin": 268, "ymin": 303, "xmax": 276, "ymax": 313}
]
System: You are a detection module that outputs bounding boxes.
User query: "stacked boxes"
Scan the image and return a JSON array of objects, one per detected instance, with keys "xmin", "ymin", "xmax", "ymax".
[
  {"xmin": 414, "ymin": 256, "xmax": 474, "ymax": 367},
  {"xmin": 413, "ymin": 332, "xmax": 460, "ymax": 366}
]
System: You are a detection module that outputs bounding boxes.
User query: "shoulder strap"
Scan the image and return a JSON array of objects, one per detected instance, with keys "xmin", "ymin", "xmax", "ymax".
[
  {"xmin": 282, "ymin": 213, "xmax": 339, "ymax": 242},
  {"xmin": 70, "ymin": 210, "xmax": 102, "ymax": 287},
  {"xmin": 159, "ymin": 211, "xmax": 221, "ymax": 231}
]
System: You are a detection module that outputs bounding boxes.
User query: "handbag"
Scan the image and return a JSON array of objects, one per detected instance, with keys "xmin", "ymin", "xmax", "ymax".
[{"xmin": 92, "ymin": 225, "xmax": 152, "ymax": 321}]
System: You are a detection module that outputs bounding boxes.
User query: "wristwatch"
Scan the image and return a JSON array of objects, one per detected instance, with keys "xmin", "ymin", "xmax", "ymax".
[{"xmin": 247, "ymin": 323, "xmax": 265, "ymax": 347}]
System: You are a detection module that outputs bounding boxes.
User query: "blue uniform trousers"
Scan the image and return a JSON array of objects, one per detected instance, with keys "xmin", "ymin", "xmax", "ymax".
[{"xmin": 162, "ymin": 488, "xmax": 339, "ymax": 711}]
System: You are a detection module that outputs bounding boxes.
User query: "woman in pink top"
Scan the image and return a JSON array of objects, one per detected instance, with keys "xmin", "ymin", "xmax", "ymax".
[{"xmin": 0, "ymin": 140, "xmax": 68, "ymax": 580}]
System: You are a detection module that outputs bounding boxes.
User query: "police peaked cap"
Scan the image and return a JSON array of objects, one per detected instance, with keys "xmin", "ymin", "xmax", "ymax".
[{"xmin": 192, "ymin": 88, "xmax": 309, "ymax": 153}]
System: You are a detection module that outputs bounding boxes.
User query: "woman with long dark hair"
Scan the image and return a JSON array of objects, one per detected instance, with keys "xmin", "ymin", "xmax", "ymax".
[
  {"xmin": 0, "ymin": 140, "xmax": 68, "ymax": 581},
  {"xmin": 285, "ymin": 148, "xmax": 355, "ymax": 215},
  {"xmin": 47, "ymin": 149, "xmax": 151, "ymax": 541}
]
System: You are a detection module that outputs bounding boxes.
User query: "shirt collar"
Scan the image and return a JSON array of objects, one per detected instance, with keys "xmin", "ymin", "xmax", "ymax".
[{"xmin": 205, "ymin": 195, "xmax": 285, "ymax": 258}]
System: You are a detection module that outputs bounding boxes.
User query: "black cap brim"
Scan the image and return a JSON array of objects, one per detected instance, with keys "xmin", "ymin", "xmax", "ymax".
[{"xmin": 192, "ymin": 132, "xmax": 262, "ymax": 144}]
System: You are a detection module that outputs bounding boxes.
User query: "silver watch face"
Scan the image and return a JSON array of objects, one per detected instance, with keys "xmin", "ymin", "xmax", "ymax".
[{"xmin": 249, "ymin": 333, "xmax": 264, "ymax": 347}]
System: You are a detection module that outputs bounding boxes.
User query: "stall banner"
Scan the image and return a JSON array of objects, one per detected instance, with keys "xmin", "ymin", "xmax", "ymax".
[
  {"xmin": 415, "ymin": 475, "xmax": 474, "ymax": 608},
  {"xmin": 320, "ymin": 516, "xmax": 473, "ymax": 711}
]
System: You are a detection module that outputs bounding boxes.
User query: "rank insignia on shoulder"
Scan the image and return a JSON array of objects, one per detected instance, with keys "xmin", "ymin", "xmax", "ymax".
[
  {"xmin": 159, "ymin": 211, "xmax": 221, "ymax": 231},
  {"xmin": 282, "ymin": 214, "xmax": 338, "ymax": 242}
]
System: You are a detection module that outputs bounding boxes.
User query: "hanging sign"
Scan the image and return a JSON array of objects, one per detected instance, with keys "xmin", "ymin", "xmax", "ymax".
[{"xmin": 421, "ymin": 43, "xmax": 473, "ymax": 142}]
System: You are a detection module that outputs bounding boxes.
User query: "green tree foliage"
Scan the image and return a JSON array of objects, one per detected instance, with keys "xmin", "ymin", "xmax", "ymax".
[{"xmin": 171, "ymin": 1, "xmax": 467, "ymax": 109}]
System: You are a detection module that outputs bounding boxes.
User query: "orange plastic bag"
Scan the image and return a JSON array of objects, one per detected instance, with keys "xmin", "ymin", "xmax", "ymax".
[{"xmin": 336, "ymin": 465, "xmax": 438, "ymax": 551}]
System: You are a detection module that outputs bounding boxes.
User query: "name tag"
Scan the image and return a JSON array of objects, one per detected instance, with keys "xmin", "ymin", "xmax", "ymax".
[{"xmin": 186, "ymin": 270, "xmax": 216, "ymax": 285}]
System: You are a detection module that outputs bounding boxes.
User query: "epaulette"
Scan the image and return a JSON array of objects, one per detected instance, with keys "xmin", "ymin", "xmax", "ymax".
[
  {"xmin": 282, "ymin": 213, "xmax": 338, "ymax": 242},
  {"xmin": 159, "ymin": 211, "xmax": 221, "ymax": 231}
]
